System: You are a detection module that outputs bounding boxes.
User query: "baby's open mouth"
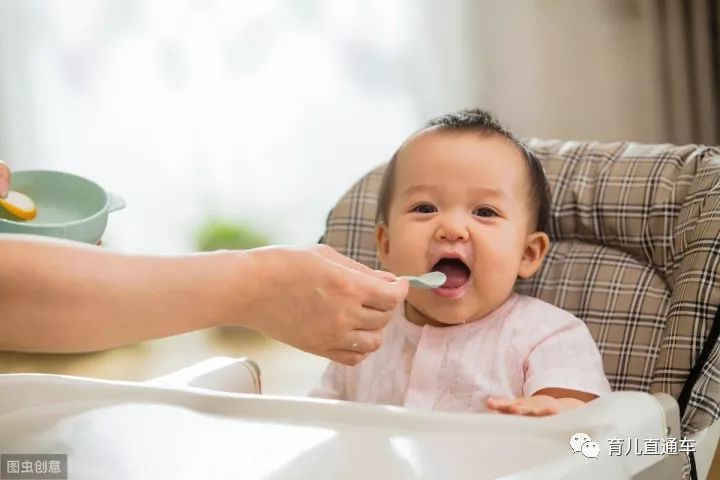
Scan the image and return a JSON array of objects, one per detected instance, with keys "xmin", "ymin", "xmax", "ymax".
[{"xmin": 432, "ymin": 258, "xmax": 471, "ymax": 289}]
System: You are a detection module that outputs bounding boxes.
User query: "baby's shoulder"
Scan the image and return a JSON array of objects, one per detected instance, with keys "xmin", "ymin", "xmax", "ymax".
[
  {"xmin": 511, "ymin": 293, "xmax": 577, "ymax": 315},
  {"xmin": 506, "ymin": 294, "xmax": 587, "ymax": 335}
]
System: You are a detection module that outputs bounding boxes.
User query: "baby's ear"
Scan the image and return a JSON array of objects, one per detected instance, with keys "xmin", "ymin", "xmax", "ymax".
[
  {"xmin": 375, "ymin": 223, "xmax": 390, "ymax": 267},
  {"xmin": 518, "ymin": 231, "xmax": 549, "ymax": 279}
]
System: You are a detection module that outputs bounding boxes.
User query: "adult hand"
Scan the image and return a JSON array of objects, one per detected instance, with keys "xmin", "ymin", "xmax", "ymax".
[
  {"xmin": 0, "ymin": 160, "xmax": 10, "ymax": 198},
  {"xmin": 239, "ymin": 244, "xmax": 409, "ymax": 366}
]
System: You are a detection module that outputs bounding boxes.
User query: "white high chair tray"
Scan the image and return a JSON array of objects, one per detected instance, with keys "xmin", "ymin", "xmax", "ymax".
[{"xmin": 0, "ymin": 373, "xmax": 666, "ymax": 479}]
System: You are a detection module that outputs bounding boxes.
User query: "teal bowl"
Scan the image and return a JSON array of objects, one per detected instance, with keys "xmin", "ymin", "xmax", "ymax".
[{"xmin": 0, "ymin": 170, "xmax": 125, "ymax": 244}]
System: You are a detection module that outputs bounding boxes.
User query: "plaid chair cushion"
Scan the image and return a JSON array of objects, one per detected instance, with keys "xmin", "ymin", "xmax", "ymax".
[{"xmin": 321, "ymin": 138, "xmax": 720, "ymax": 441}]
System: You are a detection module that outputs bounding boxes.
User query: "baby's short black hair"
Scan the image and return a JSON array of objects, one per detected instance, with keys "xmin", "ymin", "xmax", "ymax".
[{"xmin": 376, "ymin": 108, "xmax": 551, "ymax": 234}]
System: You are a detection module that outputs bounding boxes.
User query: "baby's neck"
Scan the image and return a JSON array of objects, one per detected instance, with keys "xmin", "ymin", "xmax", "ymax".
[
  {"xmin": 403, "ymin": 293, "xmax": 516, "ymax": 328},
  {"xmin": 404, "ymin": 303, "xmax": 451, "ymax": 327}
]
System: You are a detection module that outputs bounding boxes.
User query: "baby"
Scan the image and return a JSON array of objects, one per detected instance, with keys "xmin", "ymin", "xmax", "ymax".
[{"xmin": 312, "ymin": 109, "xmax": 610, "ymax": 416}]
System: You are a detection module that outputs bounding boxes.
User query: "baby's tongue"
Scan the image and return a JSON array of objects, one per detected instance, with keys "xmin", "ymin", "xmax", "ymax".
[{"xmin": 434, "ymin": 261, "xmax": 470, "ymax": 289}]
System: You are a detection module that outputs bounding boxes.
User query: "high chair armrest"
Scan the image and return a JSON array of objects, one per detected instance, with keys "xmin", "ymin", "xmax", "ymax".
[
  {"xmin": 652, "ymin": 392, "xmax": 681, "ymax": 439},
  {"xmin": 627, "ymin": 393, "xmax": 685, "ymax": 480},
  {"xmin": 148, "ymin": 356, "xmax": 261, "ymax": 394}
]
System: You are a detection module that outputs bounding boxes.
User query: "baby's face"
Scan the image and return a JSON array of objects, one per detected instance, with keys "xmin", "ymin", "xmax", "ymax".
[{"xmin": 376, "ymin": 130, "xmax": 548, "ymax": 326}]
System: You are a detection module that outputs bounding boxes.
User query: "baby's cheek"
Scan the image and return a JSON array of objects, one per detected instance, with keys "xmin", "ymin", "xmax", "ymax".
[
  {"xmin": 474, "ymin": 244, "xmax": 521, "ymax": 293},
  {"xmin": 386, "ymin": 239, "xmax": 426, "ymax": 273},
  {"xmin": 476, "ymin": 239, "xmax": 519, "ymax": 274}
]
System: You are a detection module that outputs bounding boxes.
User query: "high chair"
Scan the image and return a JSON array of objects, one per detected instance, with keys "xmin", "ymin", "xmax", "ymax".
[
  {"xmin": 320, "ymin": 138, "xmax": 720, "ymax": 480},
  {"xmin": 0, "ymin": 140, "xmax": 717, "ymax": 479}
]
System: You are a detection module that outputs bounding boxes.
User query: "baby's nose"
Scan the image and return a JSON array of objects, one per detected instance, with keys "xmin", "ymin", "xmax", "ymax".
[{"xmin": 436, "ymin": 217, "xmax": 469, "ymax": 242}]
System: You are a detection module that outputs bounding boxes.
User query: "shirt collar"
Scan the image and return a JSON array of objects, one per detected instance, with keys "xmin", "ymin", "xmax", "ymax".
[{"xmin": 394, "ymin": 293, "xmax": 519, "ymax": 343}]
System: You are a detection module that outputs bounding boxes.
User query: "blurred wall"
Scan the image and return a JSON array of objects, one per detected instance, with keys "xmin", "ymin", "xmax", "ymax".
[{"xmin": 419, "ymin": 0, "xmax": 670, "ymax": 143}]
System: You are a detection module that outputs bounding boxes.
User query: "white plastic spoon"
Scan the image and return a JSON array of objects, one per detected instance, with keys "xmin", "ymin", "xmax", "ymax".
[{"xmin": 400, "ymin": 271, "xmax": 447, "ymax": 289}]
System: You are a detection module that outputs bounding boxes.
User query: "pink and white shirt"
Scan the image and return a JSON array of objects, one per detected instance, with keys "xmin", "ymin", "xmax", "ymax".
[{"xmin": 310, "ymin": 293, "xmax": 610, "ymax": 411}]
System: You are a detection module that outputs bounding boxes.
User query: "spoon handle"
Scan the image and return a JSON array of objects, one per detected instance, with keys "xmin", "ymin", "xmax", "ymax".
[
  {"xmin": 400, "ymin": 272, "xmax": 447, "ymax": 289},
  {"xmin": 405, "ymin": 277, "xmax": 430, "ymax": 289}
]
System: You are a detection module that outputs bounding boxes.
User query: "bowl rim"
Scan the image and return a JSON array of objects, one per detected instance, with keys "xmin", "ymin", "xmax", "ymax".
[{"xmin": 0, "ymin": 170, "xmax": 111, "ymax": 228}]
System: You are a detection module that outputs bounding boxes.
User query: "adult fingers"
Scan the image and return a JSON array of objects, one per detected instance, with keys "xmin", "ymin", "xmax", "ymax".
[
  {"xmin": 352, "ymin": 305, "xmax": 395, "ymax": 331},
  {"xmin": 0, "ymin": 161, "xmax": 10, "ymax": 198},
  {"xmin": 317, "ymin": 245, "xmax": 373, "ymax": 273},
  {"xmin": 339, "ymin": 329, "xmax": 384, "ymax": 354},
  {"xmin": 371, "ymin": 269, "xmax": 398, "ymax": 281},
  {"xmin": 326, "ymin": 349, "xmax": 369, "ymax": 366},
  {"xmin": 317, "ymin": 245, "xmax": 397, "ymax": 281},
  {"xmin": 357, "ymin": 274, "xmax": 408, "ymax": 312}
]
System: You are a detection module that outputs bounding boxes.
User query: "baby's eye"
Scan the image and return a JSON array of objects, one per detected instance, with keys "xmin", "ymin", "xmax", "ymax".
[
  {"xmin": 473, "ymin": 206, "xmax": 497, "ymax": 218},
  {"xmin": 411, "ymin": 203, "xmax": 437, "ymax": 214}
]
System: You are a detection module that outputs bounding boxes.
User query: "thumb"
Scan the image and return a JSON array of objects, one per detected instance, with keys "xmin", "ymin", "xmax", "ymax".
[
  {"xmin": 317, "ymin": 245, "xmax": 375, "ymax": 274},
  {"xmin": 389, "ymin": 276, "xmax": 409, "ymax": 302},
  {"xmin": 0, "ymin": 161, "xmax": 10, "ymax": 199},
  {"xmin": 371, "ymin": 269, "xmax": 397, "ymax": 282}
]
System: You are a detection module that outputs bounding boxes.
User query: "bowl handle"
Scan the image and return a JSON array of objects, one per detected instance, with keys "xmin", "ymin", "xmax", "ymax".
[{"xmin": 107, "ymin": 192, "xmax": 126, "ymax": 213}]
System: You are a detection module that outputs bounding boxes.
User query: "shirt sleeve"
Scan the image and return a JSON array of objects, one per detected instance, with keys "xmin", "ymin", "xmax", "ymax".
[
  {"xmin": 523, "ymin": 315, "xmax": 611, "ymax": 397},
  {"xmin": 308, "ymin": 361, "xmax": 347, "ymax": 400}
]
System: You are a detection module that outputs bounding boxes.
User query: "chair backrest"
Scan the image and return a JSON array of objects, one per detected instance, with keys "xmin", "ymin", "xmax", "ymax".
[{"xmin": 321, "ymin": 138, "xmax": 720, "ymax": 437}]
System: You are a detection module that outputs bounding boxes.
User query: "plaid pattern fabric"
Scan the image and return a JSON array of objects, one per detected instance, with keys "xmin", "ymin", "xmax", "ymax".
[{"xmin": 321, "ymin": 139, "xmax": 720, "ymax": 442}]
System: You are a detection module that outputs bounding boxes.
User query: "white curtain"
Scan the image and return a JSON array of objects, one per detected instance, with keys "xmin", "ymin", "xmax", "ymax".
[{"xmin": 0, "ymin": 0, "xmax": 451, "ymax": 253}]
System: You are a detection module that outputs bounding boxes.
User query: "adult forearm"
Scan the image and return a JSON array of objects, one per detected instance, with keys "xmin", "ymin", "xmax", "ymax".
[
  {"xmin": 0, "ymin": 236, "xmax": 244, "ymax": 353},
  {"xmin": 0, "ymin": 239, "xmax": 408, "ymax": 365}
]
